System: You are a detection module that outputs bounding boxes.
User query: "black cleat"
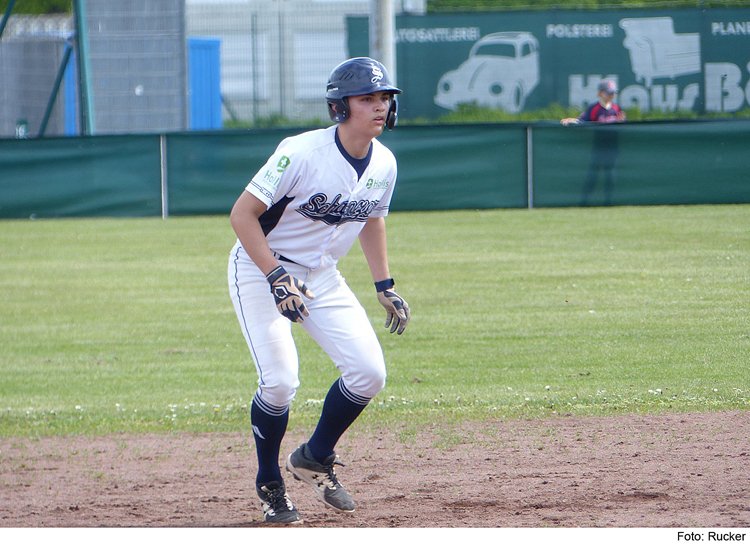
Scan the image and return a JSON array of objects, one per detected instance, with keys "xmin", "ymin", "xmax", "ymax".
[
  {"xmin": 256, "ymin": 480, "xmax": 303, "ymax": 524},
  {"xmin": 286, "ymin": 443, "xmax": 355, "ymax": 513}
]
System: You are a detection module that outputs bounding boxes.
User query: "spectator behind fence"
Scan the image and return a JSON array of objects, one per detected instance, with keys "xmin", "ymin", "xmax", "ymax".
[{"xmin": 561, "ymin": 79, "xmax": 626, "ymax": 206}]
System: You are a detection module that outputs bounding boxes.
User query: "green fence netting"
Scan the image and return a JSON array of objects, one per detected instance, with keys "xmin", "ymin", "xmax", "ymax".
[
  {"xmin": 533, "ymin": 119, "xmax": 750, "ymax": 207},
  {"xmin": 380, "ymin": 124, "xmax": 528, "ymax": 211},
  {"xmin": 1, "ymin": 120, "xmax": 748, "ymax": 219},
  {"xmin": 166, "ymin": 129, "xmax": 295, "ymax": 216},
  {"xmin": 0, "ymin": 135, "xmax": 162, "ymax": 219}
]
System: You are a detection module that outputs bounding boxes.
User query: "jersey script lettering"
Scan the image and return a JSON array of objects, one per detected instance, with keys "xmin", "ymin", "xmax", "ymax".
[{"xmin": 296, "ymin": 193, "xmax": 379, "ymax": 225}]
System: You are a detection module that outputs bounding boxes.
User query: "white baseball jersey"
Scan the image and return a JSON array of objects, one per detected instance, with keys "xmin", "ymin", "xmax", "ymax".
[
  {"xmin": 229, "ymin": 124, "xmax": 397, "ymax": 407},
  {"xmin": 239, "ymin": 125, "xmax": 398, "ymax": 270}
]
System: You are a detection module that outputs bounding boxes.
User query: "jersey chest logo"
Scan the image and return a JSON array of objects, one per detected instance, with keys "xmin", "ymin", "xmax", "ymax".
[{"xmin": 296, "ymin": 193, "xmax": 378, "ymax": 226}]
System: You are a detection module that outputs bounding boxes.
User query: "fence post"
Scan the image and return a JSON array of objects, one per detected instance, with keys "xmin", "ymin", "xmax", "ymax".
[
  {"xmin": 72, "ymin": 0, "xmax": 95, "ymax": 135},
  {"xmin": 160, "ymin": 135, "xmax": 169, "ymax": 219},
  {"xmin": 527, "ymin": 126, "xmax": 534, "ymax": 209}
]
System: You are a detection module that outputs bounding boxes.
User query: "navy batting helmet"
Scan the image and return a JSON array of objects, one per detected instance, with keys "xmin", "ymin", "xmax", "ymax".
[{"xmin": 326, "ymin": 57, "xmax": 402, "ymax": 130}]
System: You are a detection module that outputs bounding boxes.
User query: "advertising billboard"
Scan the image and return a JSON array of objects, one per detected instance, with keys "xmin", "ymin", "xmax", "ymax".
[{"xmin": 348, "ymin": 8, "xmax": 750, "ymax": 119}]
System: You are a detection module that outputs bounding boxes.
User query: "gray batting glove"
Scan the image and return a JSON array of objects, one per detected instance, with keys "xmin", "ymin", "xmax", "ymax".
[
  {"xmin": 266, "ymin": 265, "xmax": 315, "ymax": 323},
  {"xmin": 375, "ymin": 278, "xmax": 410, "ymax": 335}
]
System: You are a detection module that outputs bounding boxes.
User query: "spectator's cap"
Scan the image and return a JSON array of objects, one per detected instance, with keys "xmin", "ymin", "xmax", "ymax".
[{"xmin": 598, "ymin": 79, "xmax": 618, "ymax": 94}]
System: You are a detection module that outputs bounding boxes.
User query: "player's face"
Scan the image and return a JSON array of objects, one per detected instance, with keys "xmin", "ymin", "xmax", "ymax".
[{"xmin": 346, "ymin": 92, "xmax": 393, "ymax": 136}]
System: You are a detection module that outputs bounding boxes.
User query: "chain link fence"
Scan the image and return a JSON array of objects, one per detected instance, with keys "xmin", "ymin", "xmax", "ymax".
[{"xmin": 0, "ymin": 0, "xmax": 426, "ymax": 137}]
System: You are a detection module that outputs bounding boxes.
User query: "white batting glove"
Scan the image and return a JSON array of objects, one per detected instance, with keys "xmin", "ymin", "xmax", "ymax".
[
  {"xmin": 375, "ymin": 278, "xmax": 410, "ymax": 335},
  {"xmin": 266, "ymin": 265, "xmax": 315, "ymax": 323}
]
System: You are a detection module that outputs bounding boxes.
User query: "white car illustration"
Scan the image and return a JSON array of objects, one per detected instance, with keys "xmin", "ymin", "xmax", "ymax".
[{"xmin": 434, "ymin": 32, "xmax": 540, "ymax": 113}]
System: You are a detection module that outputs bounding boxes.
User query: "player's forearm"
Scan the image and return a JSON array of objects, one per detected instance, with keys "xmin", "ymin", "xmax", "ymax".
[
  {"xmin": 234, "ymin": 221, "xmax": 279, "ymax": 275},
  {"xmin": 359, "ymin": 217, "xmax": 391, "ymax": 282},
  {"xmin": 230, "ymin": 193, "xmax": 279, "ymax": 275}
]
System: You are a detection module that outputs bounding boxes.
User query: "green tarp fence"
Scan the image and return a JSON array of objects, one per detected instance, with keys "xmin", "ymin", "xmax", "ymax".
[
  {"xmin": 533, "ymin": 119, "xmax": 750, "ymax": 207},
  {"xmin": 165, "ymin": 130, "xmax": 293, "ymax": 216},
  {"xmin": 0, "ymin": 135, "xmax": 162, "ymax": 218},
  {"xmin": 1, "ymin": 119, "xmax": 749, "ymax": 219},
  {"xmin": 380, "ymin": 125, "xmax": 529, "ymax": 211}
]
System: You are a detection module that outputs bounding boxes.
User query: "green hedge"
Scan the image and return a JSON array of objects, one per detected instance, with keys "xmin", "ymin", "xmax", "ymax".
[{"xmin": 0, "ymin": 0, "xmax": 71, "ymax": 14}]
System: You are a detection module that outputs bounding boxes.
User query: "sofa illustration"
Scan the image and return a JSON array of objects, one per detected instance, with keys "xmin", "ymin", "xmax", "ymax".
[
  {"xmin": 619, "ymin": 17, "xmax": 701, "ymax": 87},
  {"xmin": 434, "ymin": 32, "xmax": 540, "ymax": 113}
]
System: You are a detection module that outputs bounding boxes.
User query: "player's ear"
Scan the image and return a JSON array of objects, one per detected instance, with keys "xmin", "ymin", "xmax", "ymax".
[
  {"xmin": 327, "ymin": 99, "xmax": 349, "ymax": 123},
  {"xmin": 386, "ymin": 97, "xmax": 398, "ymax": 130}
]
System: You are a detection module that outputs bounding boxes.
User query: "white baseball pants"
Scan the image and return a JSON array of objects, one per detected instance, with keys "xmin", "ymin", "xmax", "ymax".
[{"xmin": 228, "ymin": 242, "xmax": 387, "ymax": 409}]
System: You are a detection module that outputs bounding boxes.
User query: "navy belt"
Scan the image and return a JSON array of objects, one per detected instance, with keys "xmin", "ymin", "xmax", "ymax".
[{"xmin": 275, "ymin": 253, "xmax": 298, "ymax": 265}]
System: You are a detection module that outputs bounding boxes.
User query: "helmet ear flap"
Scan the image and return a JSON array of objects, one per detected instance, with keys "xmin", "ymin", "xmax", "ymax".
[
  {"xmin": 386, "ymin": 97, "xmax": 398, "ymax": 130},
  {"xmin": 328, "ymin": 98, "xmax": 349, "ymax": 123}
]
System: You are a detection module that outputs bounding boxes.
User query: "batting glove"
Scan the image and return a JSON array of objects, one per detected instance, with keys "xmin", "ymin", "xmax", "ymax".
[
  {"xmin": 375, "ymin": 278, "xmax": 410, "ymax": 335},
  {"xmin": 266, "ymin": 265, "xmax": 315, "ymax": 323}
]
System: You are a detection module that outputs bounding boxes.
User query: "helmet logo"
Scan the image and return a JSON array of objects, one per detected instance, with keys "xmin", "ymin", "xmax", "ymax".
[{"xmin": 371, "ymin": 65, "xmax": 384, "ymax": 84}]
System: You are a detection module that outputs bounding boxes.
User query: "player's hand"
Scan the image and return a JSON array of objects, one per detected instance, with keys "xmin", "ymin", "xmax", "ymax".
[
  {"xmin": 375, "ymin": 279, "xmax": 410, "ymax": 335},
  {"xmin": 266, "ymin": 265, "xmax": 315, "ymax": 323}
]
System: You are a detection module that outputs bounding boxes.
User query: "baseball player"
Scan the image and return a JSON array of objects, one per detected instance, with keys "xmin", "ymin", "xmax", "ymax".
[
  {"xmin": 227, "ymin": 57, "xmax": 410, "ymax": 524},
  {"xmin": 561, "ymin": 79, "xmax": 626, "ymax": 205}
]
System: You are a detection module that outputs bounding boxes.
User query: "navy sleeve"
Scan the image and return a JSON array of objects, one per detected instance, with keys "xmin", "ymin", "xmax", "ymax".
[{"xmin": 578, "ymin": 103, "xmax": 599, "ymax": 122}]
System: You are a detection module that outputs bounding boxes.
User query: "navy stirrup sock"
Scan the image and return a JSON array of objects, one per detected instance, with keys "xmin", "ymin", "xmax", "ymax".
[
  {"xmin": 251, "ymin": 394, "xmax": 289, "ymax": 486},
  {"xmin": 307, "ymin": 378, "xmax": 370, "ymax": 464}
]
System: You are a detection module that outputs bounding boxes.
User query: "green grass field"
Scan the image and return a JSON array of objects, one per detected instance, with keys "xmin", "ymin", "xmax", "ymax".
[{"xmin": 1, "ymin": 205, "xmax": 748, "ymax": 438}]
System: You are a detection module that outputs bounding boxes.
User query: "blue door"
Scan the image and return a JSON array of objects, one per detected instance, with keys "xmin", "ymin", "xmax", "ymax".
[{"xmin": 188, "ymin": 38, "xmax": 222, "ymax": 130}]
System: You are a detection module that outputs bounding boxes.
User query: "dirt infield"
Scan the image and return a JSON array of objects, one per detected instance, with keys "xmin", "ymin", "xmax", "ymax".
[{"xmin": 1, "ymin": 410, "xmax": 748, "ymax": 528}]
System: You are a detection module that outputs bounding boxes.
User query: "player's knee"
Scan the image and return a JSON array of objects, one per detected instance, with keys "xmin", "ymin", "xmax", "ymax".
[
  {"xmin": 256, "ymin": 374, "xmax": 299, "ymax": 408},
  {"xmin": 346, "ymin": 362, "xmax": 387, "ymax": 399},
  {"xmin": 363, "ymin": 372, "xmax": 387, "ymax": 399}
]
